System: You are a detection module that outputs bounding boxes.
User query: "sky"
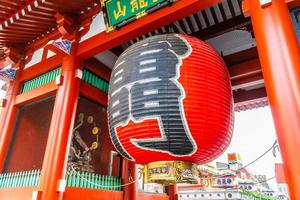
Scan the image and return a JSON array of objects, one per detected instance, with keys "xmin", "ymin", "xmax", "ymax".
[
  {"xmin": 216, "ymin": 106, "xmax": 282, "ymax": 190},
  {"xmin": 0, "ymin": 80, "xmax": 281, "ymax": 189}
]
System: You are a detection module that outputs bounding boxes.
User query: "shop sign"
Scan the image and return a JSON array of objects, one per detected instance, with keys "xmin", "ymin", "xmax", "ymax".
[
  {"xmin": 101, "ymin": 0, "xmax": 175, "ymax": 32},
  {"xmin": 211, "ymin": 176, "xmax": 237, "ymax": 188}
]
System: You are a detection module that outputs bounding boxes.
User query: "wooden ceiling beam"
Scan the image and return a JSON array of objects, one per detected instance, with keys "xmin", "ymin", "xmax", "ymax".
[
  {"xmin": 83, "ymin": 57, "xmax": 112, "ymax": 82},
  {"xmin": 0, "ymin": 10, "xmax": 9, "ymax": 18},
  {"xmin": 25, "ymin": 30, "xmax": 60, "ymax": 53},
  {"xmin": 0, "ymin": 30, "xmax": 38, "ymax": 36},
  {"xmin": 6, "ymin": 21, "xmax": 51, "ymax": 30},
  {"xmin": 233, "ymin": 87, "xmax": 267, "ymax": 104},
  {"xmin": 42, "ymin": 1, "xmax": 77, "ymax": 11},
  {"xmin": 0, "ymin": 3, "xmax": 20, "ymax": 10},
  {"xmin": 0, "ymin": 39, "xmax": 28, "ymax": 43},
  {"xmin": 223, "ymin": 47, "xmax": 259, "ymax": 66},
  {"xmin": 229, "ymin": 58, "xmax": 261, "ymax": 80},
  {"xmin": 16, "ymin": 17, "xmax": 55, "ymax": 27},
  {"xmin": 2, "ymin": 25, "xmax": 47, "ymax": 33},
  {"xmin": 229, "ymin": 58, "xmax": 264, "ymax": 91},
  {"xmin": 78, "ymin": 3, "xmax": 101, "ymax": 22},
  {"xmin": 191, "ymin": 14, "xmax": 252, "ymax": 40},
  {"xmin": 0, "ymin": 0, "xmax": 24, "ymax": 7},
  {"xmin": 0, "ymin": 32, "xmax": 36, "ymax": 38},
  {"xmin": 45, "ymin": 0, "xmax": 98, "ymax": 12},
  {"xmin": 34, "ymin": 6, "xmax": 56, "ymax": 14},
  {"xmin": 22, "ymin": 13, "xmax": 55, "ymax": 22},
  {"xmin": 28, "ymin": 9, "xmax": 55, "ymax": 17}
]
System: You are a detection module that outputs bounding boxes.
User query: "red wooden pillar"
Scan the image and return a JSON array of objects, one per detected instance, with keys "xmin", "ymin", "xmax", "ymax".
[
  {"xmin": 122, "ymin": 160, "xmax": 137, "ymax": 200},
  {"xmin": 39, "ymin": 43, "xmax": 81, "ymax": 200},
  {"xmin": 248, "ymin": 0, "xmax": 300, "ymax": 199},
  {"xmin": 129, "ymin": 161, "xmax": 137, "ymax": 200},
  {"xmin": 0, "ymin": 67, "xmax": 22, "ymax": 171},
  {"xmin": 168, "ymin": 185, "xmax": 178, "ymax": 200}
]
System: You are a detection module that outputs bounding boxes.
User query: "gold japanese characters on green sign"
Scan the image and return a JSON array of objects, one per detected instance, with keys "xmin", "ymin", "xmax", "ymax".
[{"xmin": 101, "ymin": 0, "xmax": 176, "ymax": 32}]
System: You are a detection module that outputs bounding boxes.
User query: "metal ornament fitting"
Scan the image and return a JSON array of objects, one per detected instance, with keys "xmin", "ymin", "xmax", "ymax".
[
  {"xmin": 143, "ymin": 161, "xmax": 199, "ymax": 186},
  {"xmin": 260, "ymin": 0, "xmax": 272, "ymax": 7}
]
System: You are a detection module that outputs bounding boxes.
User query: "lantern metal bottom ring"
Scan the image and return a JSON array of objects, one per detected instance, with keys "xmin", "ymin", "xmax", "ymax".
[{"xmin": 143, "ymin": 161, "xmax": 199, "ymax": 186}]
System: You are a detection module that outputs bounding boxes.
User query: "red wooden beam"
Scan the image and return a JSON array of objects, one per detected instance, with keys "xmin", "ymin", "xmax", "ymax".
[
  {"xmin": 223, "ymin": 47, "xmax": 259, "ymax": 66},
  {"xmin": 20, "ymin": 55, "xmax": 62, "ymax": 82},
  {"xmin": 0, "ymin": 187, "xmax": 38, "ymax": 200},
  {"xmin": 233, "ymin": 87, "xmax": 267, "ymax": 103},
  {"xmin": 233, "ymin": 87, "xmax": 268, "ymax": 112},
  {"xmin": 83, "ymin": 57, "xmax": 111, "ymax": 81},
  {"xmin": 79, "ymin": 81, "xmax": 108, "ymax": 107},
  {"xmin": 229, "ymin": 58, "xmax": 264, "ymax": 90},
  {"xmin": 77, "ymin": 0, "xmax": 222, "ymax": 59},
  {"xmin": 63, "ymin": 188, "xmax": 123, "ymax": 200},
  {"xmin": 14, "ymin": 81, "xmax": 58, "ymax": 106}
]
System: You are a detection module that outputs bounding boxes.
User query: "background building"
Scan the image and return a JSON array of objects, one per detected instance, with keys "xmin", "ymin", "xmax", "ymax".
[
  {"xmin": 178, "ymin": 153, "xmax": 276, "ymax": 199},
  {"xmin": 275, "ymin": 164, "xmax": 289, "ymax": 200}
]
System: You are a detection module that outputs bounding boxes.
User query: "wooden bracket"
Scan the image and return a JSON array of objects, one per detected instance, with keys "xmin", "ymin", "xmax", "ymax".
[
  {"xmin": 55, "ymin": 13, "xmax": 78, "ymax": 40},
  {"xmin": 79, "ymin": 4, "xmax": 101, "ymax": 38},
  {"xmin": 0, "ymin": 45, "xmax": 25, "ymax": 69}
]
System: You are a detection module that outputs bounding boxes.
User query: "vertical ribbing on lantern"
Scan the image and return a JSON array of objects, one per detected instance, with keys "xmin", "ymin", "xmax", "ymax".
[{"xmin": 107, "ymin": 34, "xmax": 233, "ymax": 168}]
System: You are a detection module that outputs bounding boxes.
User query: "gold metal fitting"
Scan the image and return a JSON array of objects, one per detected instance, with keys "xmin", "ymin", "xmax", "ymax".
[{"xmin": 143, "ymin": 161, "xmax": 199, "ymax": 186}]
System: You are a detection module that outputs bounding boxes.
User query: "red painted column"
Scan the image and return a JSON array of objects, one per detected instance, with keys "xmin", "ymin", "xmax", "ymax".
[
  {"xmin": 39, "ymin": 44, "xmax": 81, "ymax": 200},
  {"xmin": 129, "ymin": 161, "xmax": 137, "ymax": 200},
  {"xmin": 122, "ymin": 160, "xmax": 137, "ymax": 200},
  {"xmin": 249, "ymin": 0, "xmax": 300, "ymax": 199},
  {"xmin": 0, "ymin": 67, "xmax": 22, "ymax": 171},
  {"xmin": 168, "ymin": 185, "xmax": 178, "ymax": 200}
]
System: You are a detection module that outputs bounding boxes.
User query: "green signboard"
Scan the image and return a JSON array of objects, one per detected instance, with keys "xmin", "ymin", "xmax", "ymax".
[{"xmin": 101, "ymin": 0, "xmax": 175, "ymax": 32}]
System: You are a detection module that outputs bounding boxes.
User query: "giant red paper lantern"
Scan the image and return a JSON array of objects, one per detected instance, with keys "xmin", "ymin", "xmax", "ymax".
[{"xmin": 108, "ymin": 34, "xmax": 234, "ymax": 168}]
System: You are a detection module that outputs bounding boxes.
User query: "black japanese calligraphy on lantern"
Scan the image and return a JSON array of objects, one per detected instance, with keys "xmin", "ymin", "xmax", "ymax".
[{"xmin": 108, "ymin": 34, "xmax": 197, "ymax": 160}]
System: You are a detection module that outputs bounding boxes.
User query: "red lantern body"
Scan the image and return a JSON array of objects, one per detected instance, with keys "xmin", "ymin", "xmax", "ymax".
[{"xmin": 108, "ymin": 34, "xmax": 234, "ymax": 166}]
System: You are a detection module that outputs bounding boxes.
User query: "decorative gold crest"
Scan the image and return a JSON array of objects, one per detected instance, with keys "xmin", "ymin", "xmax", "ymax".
[{"xmin": 92, "ymin": 127, "xmax": 100, "ymax": 135}]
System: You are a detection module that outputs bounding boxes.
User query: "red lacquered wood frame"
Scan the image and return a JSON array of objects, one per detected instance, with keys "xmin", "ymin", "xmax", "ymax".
[
  {"xmin": 138, "ymin": 193, "xmax": 169, "ymax": 200},
  {"xmin": 77, "ymin": 0, "xmax": 221, "ymax": 59},
  {"xmin": 63, "ymin": 188, "xmax": 123, "ymax": 200},
  {"xmin": 79, "ymin": 81, "xmax": 108, "ymax": 107},
  {"xmin": 83, "ymin": 58, "xmax": 112, "ymax": 82},
  {"xmin": 21, "ymin": 55, "xmax": 62, "ymax": 83},
  {"xmin": 15, "ymin": 81, "xmax": 58, "ymax": 106},
  {"xmin": 0, "ymin": 187, "xmax": 37, "ymax": 200}
]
